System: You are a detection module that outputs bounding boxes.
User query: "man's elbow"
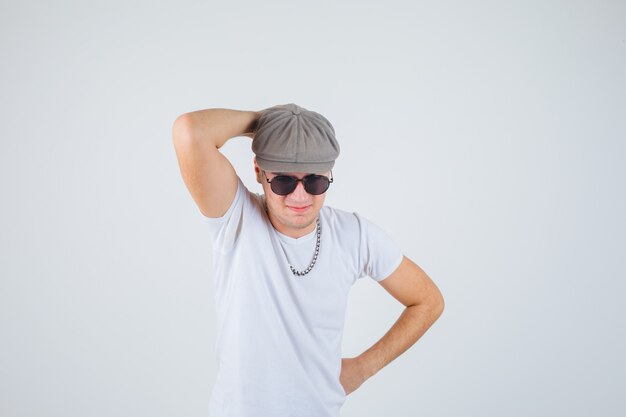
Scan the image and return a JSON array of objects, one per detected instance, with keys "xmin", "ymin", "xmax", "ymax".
[
  {"xmin": 433, "ymin": 294, "xmax": 445, "ymax": 319},
  {"xmin": 172, "ymin": 113, "xmax": 195, "ymax": 143},
  {"xmin": 424, "ymin": 289, "xmax": 445, "ymax": 320}
]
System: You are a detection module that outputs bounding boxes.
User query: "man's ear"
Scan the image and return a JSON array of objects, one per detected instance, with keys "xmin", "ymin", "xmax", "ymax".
[{"xmin": 253, "ymin": 159, "xmax": 262, "ymax": 184}]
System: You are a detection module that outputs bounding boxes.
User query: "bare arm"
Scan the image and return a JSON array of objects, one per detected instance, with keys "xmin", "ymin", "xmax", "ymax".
[
  {"xmin": 172, "ymin": 108, "xmax": 261, "ymax": 217},
  {"xmin": 340, "ymin": 256, "xmax": 444, "ymax": 395}
]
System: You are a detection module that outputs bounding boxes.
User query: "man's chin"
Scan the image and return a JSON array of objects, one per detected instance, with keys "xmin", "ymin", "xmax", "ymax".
[
  {"xmin": 290, "ymin": 218, "xmax": 315, "ymax": 230},
  {"xmin": 287, "ymin": 213, "xmax": 317, "ymax": 230}
]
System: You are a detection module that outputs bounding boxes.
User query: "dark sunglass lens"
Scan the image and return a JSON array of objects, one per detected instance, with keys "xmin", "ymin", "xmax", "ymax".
[
  {"xmin": 304, "ymin": 176, "xmax": 330, "ymax": 195},
  {"xmin": 271, "ymin": 176, "xmax": 298, "ymax": 195}
]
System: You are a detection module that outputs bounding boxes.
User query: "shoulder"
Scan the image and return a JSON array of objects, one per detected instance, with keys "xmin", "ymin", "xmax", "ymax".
[
  {"xmin": 232, "ymin": 177, "xmax": 265, "ymax": 209},
  {"xmin": 319, "ymin": 205, "xmax": 364, "ymax": 238},
  {"xmin": 321, "ymin": 205, "xmax": 356, "ymax": 225},
  {"xmin": 204, "ymin": 177, "xmax": 266, "ymax": 230},
  {"xmin": 321, "ymin": 207, "xmax": 398, "ymax": 251},
  {"xmin": 321, "ymin": 205, "xmax": 377, "ymax": 228},
  {"xmin": 240, "ymin": 180, "xmax": 267, "ymax": 221},
  {"xmin": 204, "ymin": 178, "xmax": 270, "ymax": 252}
]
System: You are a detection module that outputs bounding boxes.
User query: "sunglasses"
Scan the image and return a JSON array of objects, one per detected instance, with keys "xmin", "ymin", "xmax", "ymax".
[{"xmin": 262, "ymin": 171, "xmax": 333, "ymax": 196}]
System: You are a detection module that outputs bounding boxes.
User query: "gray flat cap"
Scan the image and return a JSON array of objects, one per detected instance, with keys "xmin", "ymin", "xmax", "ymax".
[{"xmin": 252, "ymin": 103, "xmax": 340, "ymax": 174}]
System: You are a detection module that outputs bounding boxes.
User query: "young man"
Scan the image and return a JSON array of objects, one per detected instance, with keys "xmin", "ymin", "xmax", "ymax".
[{"xmin": 172, "ymin": 103, "xmax": 444, "ymax": 417}]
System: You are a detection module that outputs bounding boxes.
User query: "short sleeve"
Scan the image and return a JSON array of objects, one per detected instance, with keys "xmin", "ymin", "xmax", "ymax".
[
  {"xmin": 204, "ymin": 176, "xmax": 247, "ymax": 253},
  {"xmin": 355, "ymin": 213, "xmax": 404, "ymax": 282}
]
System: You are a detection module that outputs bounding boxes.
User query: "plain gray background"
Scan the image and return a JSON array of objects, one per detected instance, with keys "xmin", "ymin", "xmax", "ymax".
[{"xmin": 1, "ymin": 0, "xmax": 625, "ymax": 416}]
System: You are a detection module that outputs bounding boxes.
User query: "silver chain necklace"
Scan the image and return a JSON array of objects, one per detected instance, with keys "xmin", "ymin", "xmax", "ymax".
[
  {"xmin": 263, "ymin": 197, "xmax": 321, "ymax": 277},
  {"xmin": 289, "ymin": 218, "xmax": 321, "ymax": 277}
]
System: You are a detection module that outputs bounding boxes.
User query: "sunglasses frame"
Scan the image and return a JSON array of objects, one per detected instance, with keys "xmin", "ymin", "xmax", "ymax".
[{"xmin": 262, "ymin": 170, "xmax": 334, "ymax": 196}]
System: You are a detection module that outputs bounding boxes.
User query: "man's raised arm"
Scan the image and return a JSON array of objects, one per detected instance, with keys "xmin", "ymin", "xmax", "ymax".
[{"xmin": 172, "ymin": 108, "xmax": 261, "ymax": 218}]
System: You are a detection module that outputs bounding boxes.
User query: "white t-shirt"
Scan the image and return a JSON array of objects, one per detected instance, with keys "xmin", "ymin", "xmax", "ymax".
[{"xmin": 205, "ymin": 177, "xmax": 403, "ymax": 417}]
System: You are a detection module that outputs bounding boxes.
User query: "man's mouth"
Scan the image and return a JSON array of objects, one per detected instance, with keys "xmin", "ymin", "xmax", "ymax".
[{"xmin": 288, "ymin": 205, "xmax": 311, "ymax": 213}]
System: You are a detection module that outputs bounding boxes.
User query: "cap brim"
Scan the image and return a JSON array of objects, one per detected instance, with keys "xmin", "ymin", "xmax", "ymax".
[{"xmin": 255, "ymin": 157, "xmax": 335, "ymax": 174}]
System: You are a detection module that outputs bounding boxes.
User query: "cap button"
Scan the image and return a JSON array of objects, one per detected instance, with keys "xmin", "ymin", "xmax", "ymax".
[{"xmin": 291, "ymin": 107, "xmax": 301, "ymax": 115}]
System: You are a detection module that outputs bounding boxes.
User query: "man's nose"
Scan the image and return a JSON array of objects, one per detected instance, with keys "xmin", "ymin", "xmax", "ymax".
[{"xmin": 289, "ymin": 181, "xmax": 309, "ymax": 200}]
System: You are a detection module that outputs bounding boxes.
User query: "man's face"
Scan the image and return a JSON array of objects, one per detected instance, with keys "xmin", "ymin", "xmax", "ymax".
[{"xmin": 254, "ymin": 160, "xmax": 330, "ymax": 238}]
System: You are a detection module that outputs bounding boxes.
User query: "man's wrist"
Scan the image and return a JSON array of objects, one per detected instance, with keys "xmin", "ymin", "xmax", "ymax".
[
  {"xmin": 242, "ymin": 111, "xmax": 262, "ymax": 138},
  {"xmin": 355, "ymin": 354, "xmax": 377, "ymax": 381}
]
